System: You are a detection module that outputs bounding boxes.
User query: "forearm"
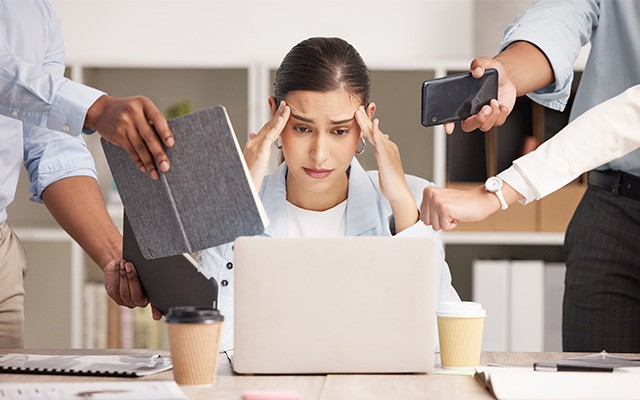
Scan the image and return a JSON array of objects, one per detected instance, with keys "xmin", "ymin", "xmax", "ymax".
[
  {"xmin": 494, "ymin": 41, "xmax": 554, "ymax": 96},
  {"xmin": 389, "ymin": 193, "xmax": 419, "ymax": 234},
  {"xmin": 41, "ymin": 176, "xmax": 121, "ymax": 270}
]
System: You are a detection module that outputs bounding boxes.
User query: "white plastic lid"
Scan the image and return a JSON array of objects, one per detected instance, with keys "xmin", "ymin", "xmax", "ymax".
[{"xmin": 436, "ymin": 301, "xmax": 486, "ymax": 318}]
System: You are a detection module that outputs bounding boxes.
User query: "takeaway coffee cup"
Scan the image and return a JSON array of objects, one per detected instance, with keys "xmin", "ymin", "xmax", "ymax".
[
  {"xmin": 166, "ymin": 306, "xmax": 224, "ymax": 385},
  {"xmin": 436, "ymin": 301, "xmax": 486, "ymax": 368}
]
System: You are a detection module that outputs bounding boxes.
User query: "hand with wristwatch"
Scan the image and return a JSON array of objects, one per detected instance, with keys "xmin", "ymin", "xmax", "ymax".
[
  {"xmin": 484, "ymin": 176, "xmax": 509, "ymax": 210},
  {"xmin": 419, "ymin": 175, "xmax": 519, "ymax": 231}
]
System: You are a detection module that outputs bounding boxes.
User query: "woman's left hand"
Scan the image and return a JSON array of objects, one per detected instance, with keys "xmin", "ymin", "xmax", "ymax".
[{"xmin": 355, "ymin": 106, "xmax": 418, "ymax": 232}]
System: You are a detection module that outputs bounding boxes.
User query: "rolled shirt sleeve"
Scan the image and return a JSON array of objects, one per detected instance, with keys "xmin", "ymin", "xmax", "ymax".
[
  {"xmin": 500, "ymin": 0, "xmax": 600, "ymax": 111},
  {"xmin": 23, "ymin": 124, "xmax": 97, "ymax": 204}
]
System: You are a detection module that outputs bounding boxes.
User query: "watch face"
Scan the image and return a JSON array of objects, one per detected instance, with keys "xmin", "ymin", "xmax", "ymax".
[{"xmin": 485, "ymin": 177, "xmax": 503, "ymax": 192}]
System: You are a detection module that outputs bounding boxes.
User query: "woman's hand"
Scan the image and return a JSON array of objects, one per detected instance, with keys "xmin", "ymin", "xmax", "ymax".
[
  {"xmin": 243, "ymin": 101, "xmax": 290, "ymax": 190},
  {"xmin": 355, "ymin": 106, "xmax": 418, "ymax": 233}
]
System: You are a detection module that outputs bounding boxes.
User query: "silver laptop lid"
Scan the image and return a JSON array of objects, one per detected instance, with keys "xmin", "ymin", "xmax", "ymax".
[{"xmin": 233, "ymin": 236, "xmax": 436, "ymax": 374}]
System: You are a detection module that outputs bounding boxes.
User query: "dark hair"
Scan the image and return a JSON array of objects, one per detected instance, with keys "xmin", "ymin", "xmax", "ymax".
[{"xmin": 274, "ymin": 37, "xmax": 370, "ymax": 106}]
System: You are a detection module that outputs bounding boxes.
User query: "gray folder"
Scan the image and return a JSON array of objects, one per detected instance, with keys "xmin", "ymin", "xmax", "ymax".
[
  {"xmin": 102, "ymin": 106, "xmax": 267, "ymax": 259},
  {"xmin": 122, "ymin": 212, "xmax": 217, "ymax": 315}
]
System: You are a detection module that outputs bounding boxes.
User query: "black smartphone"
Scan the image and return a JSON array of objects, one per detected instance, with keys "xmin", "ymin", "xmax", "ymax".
[{"xmin": 421, "ymin": 68, "xmax": 498, "ymax": 127}]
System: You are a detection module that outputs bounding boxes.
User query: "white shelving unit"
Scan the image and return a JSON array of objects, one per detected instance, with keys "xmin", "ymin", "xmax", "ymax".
[{"xmin": 443, "ymin": 232, "xmax": 565, "ymax": 246}]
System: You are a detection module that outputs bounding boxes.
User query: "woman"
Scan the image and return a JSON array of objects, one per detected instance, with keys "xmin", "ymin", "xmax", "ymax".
[{"xmin": 200, "ymin": 37, "xmax": 460, "ymax": 351}]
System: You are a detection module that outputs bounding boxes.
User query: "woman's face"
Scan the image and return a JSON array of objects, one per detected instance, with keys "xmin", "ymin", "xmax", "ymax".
[{"xmin": 271, "ymin": 88, "xmax": 373, "ymax": 210}]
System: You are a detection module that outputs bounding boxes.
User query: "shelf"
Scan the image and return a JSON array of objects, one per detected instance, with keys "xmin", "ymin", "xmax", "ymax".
[
  {"xmin": 13, "ymin": 227, "xmax": 73, "ymax": 241},
  {"xmin": 442, "ymin": 231, "xmax": 565, "ymax": 246}
]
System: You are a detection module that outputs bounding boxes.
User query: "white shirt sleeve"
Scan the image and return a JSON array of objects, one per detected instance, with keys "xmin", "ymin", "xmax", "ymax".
[{"xmin": 500, "ymin": 84, "xmax": 640, "ymax": 202}]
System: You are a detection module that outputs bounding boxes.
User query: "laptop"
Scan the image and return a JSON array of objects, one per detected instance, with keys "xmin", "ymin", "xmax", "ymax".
[
  {"xmin": 122, "ymin": 212, "xmax": 218, "ymax": 315},
  {"xmin": 232, "ymin": 236, "xmax": 437, "ymax": 374}
]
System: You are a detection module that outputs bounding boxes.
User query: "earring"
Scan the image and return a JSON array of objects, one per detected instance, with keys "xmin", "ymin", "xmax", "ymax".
[
  {"xmin": 356, "ymin": 137, "xmax": 366, "ymax": 155},
  {"xmin": 273, "ymin": 137, "xmax": 282, "ymax": 149}
]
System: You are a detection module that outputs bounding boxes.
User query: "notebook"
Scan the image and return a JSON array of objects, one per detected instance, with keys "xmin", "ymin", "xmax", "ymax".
[
  {"xmin": 102, "ymin": 105, "xmax": 268, "ymax": 259},
  {"xmin": 0, "ymin": 354, "xmax": 172, "ymax": 378},
  {"xmin": 122, "ymin": 212, "xmax": 217, "ymax": 316},
  {"xmin": 232, "ymin": 236, "xmax": 437, "ymax": 374}
]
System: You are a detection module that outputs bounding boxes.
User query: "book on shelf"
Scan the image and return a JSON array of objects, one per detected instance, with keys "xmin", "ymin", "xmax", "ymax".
[
  {"xmin": 509, "ymin": 260, "xmax": 545, "ymax": 352},
  {"xmin": 472, "ymin": 259, "xmax": 510, "ymax": 352},
  {"xmin": 82, "ymin": 282, "xmax": 108, "ymax": 349},
  {"xmin": 0, "ymin": 354, "xmax": 172, "ymax": 378},
  {"xmin": 102, "ymin": 105, "xmax": 269, "ymax": 260},
  {"xmin": 544, "ymin": 262, "xmax": 566, "ymax": 352},
  {"xmin": 105, "ymin": 299, "xmax": 166, "ymax": 350}
]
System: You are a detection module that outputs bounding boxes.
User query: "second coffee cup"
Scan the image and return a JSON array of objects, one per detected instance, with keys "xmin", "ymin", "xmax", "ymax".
[{"xmin": 436, "ymin": 301, "xmax": 486, "ymax": 368}]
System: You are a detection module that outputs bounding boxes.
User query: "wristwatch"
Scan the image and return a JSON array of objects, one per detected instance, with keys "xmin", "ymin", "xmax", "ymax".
[{"xmin": 485, "ymin": 176, "xmax": 509, "ymax": 210}]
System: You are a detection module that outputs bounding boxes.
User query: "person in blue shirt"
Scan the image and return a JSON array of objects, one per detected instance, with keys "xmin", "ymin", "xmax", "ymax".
[
  {"xmin": 0, "ymin": 0, "xmax": 168, "ymax": 346},
  {"xmin": 200, "ymin": 37, "xmax": 460, "ymax": 352},
  {"xmin": 430, "ymin": 0, "xmax": 640, "ymax": 352}
]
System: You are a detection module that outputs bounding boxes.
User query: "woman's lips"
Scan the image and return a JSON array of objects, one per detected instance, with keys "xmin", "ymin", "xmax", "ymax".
[{"xmin": 304, "ymin": 167, "xmax": 332, "ymax": 179}]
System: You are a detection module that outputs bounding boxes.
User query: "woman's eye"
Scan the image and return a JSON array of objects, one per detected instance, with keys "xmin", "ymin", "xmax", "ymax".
[
  {"xmin": 294, "ymin": 126, "xmax": 310, "ymax": 134},
  {"xmin": 333, "ymin": 129, "xmax": 349, "ymax": 136}
]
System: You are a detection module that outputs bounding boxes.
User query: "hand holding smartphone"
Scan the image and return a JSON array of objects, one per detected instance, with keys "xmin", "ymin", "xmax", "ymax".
[{"xmin": 421, "ymin": 69, "xmax": 498, "ymax": 127}]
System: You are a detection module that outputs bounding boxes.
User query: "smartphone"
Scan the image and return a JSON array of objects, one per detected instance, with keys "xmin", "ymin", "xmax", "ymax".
[{"xmin": 421, "ymin": 68, "xmax": 498, "ymax": 127}]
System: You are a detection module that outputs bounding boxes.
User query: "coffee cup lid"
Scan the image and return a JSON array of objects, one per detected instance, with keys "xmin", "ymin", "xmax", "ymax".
[
  {"xmin": 165, "ymin": 306, "xmax": 224, "ymax": 323},
  {"xmin": 436, "ymin": 301, "xmax": 486, "ymax": 318}
]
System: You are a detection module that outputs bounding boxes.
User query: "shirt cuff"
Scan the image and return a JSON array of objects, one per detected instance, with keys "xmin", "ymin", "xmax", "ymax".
[
  {"xmin": 498, "ymin": 165, "xmax": 538, "ymax": 205},
  {"xmin": 48, "ymin": 79, "xmax": 105, "ymax": 136}
]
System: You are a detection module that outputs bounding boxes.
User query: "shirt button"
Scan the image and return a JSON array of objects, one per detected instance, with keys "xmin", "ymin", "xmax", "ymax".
[
  {"xmin": 221, "ymin": 280, "xmax": 229, "ymax": 287},
  {"xmin": 62, "ymin": 124, "xmax": 70, "ymax": 133},
  {"xmin": 11, "ymin": 110, "xmax": 18, "ymax": 118},
  {"xmin": 226, "ymin": 262, "xmax": 233, "ymax": 270}
]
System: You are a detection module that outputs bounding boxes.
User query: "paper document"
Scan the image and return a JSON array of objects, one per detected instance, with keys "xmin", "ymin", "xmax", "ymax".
[
  {"xmin": 534, "ymin": 351, "xmax": 640, "ymax": 372},
  {"xmin": 0, "ymin": 354, "xmax": 172, "ymax": 377},
  {"xmin": 475, "ymin": 366, "xmax": 640, "ymax": 400},
  {"xmin": 0, "ymin": 381, "xmax": 186, "ymax": 400}
]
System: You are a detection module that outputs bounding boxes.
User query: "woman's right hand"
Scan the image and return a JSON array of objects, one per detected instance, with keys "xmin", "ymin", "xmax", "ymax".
[{"xmin": 243, "ymin": 101, "xmax": 290, "ymax": 190}]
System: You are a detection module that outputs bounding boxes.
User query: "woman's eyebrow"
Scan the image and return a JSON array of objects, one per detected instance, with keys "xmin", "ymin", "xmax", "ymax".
[
  {"xmin": 331, "ymin": 117, "xmax": 355, "ymax": 125},
  {"xmin": 291, "ymin": 113, "xmax": 313, "ymax": 123},
  {"xmin": 290, "ymin": 113, "xmax": 355, "ymax": 125}
]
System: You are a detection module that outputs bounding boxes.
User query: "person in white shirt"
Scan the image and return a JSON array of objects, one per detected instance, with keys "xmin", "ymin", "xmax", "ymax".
[
  {"xmin": 200, "ymin": 37, "xmax": 460, "ymax": 351},
  {"xmin": 426, "ymin": 0, "xmax": 640, "ymax": 352},
  {"xmin": 421, "ymin": 84, "xmax": 640, "ymax": 228}
]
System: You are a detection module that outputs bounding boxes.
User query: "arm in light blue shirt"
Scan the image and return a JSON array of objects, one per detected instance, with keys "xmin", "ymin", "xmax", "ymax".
[
  {"xmin": 0, "ymin": 1, "xmax": 104, "ymax": 136},
  {"xmin": 500, "ymin": 0, "xmax": 600, "ymax": 111}
]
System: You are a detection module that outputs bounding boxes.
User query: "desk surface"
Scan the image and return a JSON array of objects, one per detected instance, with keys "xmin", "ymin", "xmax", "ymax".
[{"xmin": 0, "ymin": 349, "xmax": 635, "ymax": 400}]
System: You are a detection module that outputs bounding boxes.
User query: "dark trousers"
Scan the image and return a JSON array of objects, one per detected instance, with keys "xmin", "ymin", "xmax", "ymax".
[{"xmin": 563, "ymin": 186, "xmax": 640, "ymax": 352}]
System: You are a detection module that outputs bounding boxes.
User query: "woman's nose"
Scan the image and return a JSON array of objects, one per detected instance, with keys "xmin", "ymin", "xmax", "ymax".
[{"xmin": 310, "ymin": 134, "xmax": 329, "ymax": 162}]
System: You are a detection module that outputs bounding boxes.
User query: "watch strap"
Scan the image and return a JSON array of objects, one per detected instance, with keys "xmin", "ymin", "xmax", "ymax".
[{"xmin": 494, "ymin": 189, "xmax": 508, "ymax": 210}]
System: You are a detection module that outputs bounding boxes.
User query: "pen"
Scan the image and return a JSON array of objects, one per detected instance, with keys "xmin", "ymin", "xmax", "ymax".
[{"xmin": 533, "ymin": 363, "xmax": 614, "ymax": 372}]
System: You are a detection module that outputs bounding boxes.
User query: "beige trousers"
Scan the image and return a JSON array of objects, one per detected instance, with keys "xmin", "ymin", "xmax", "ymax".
[{"xmin": 0, "ymin": 222, "xmax": 27, "ymax": 348}]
